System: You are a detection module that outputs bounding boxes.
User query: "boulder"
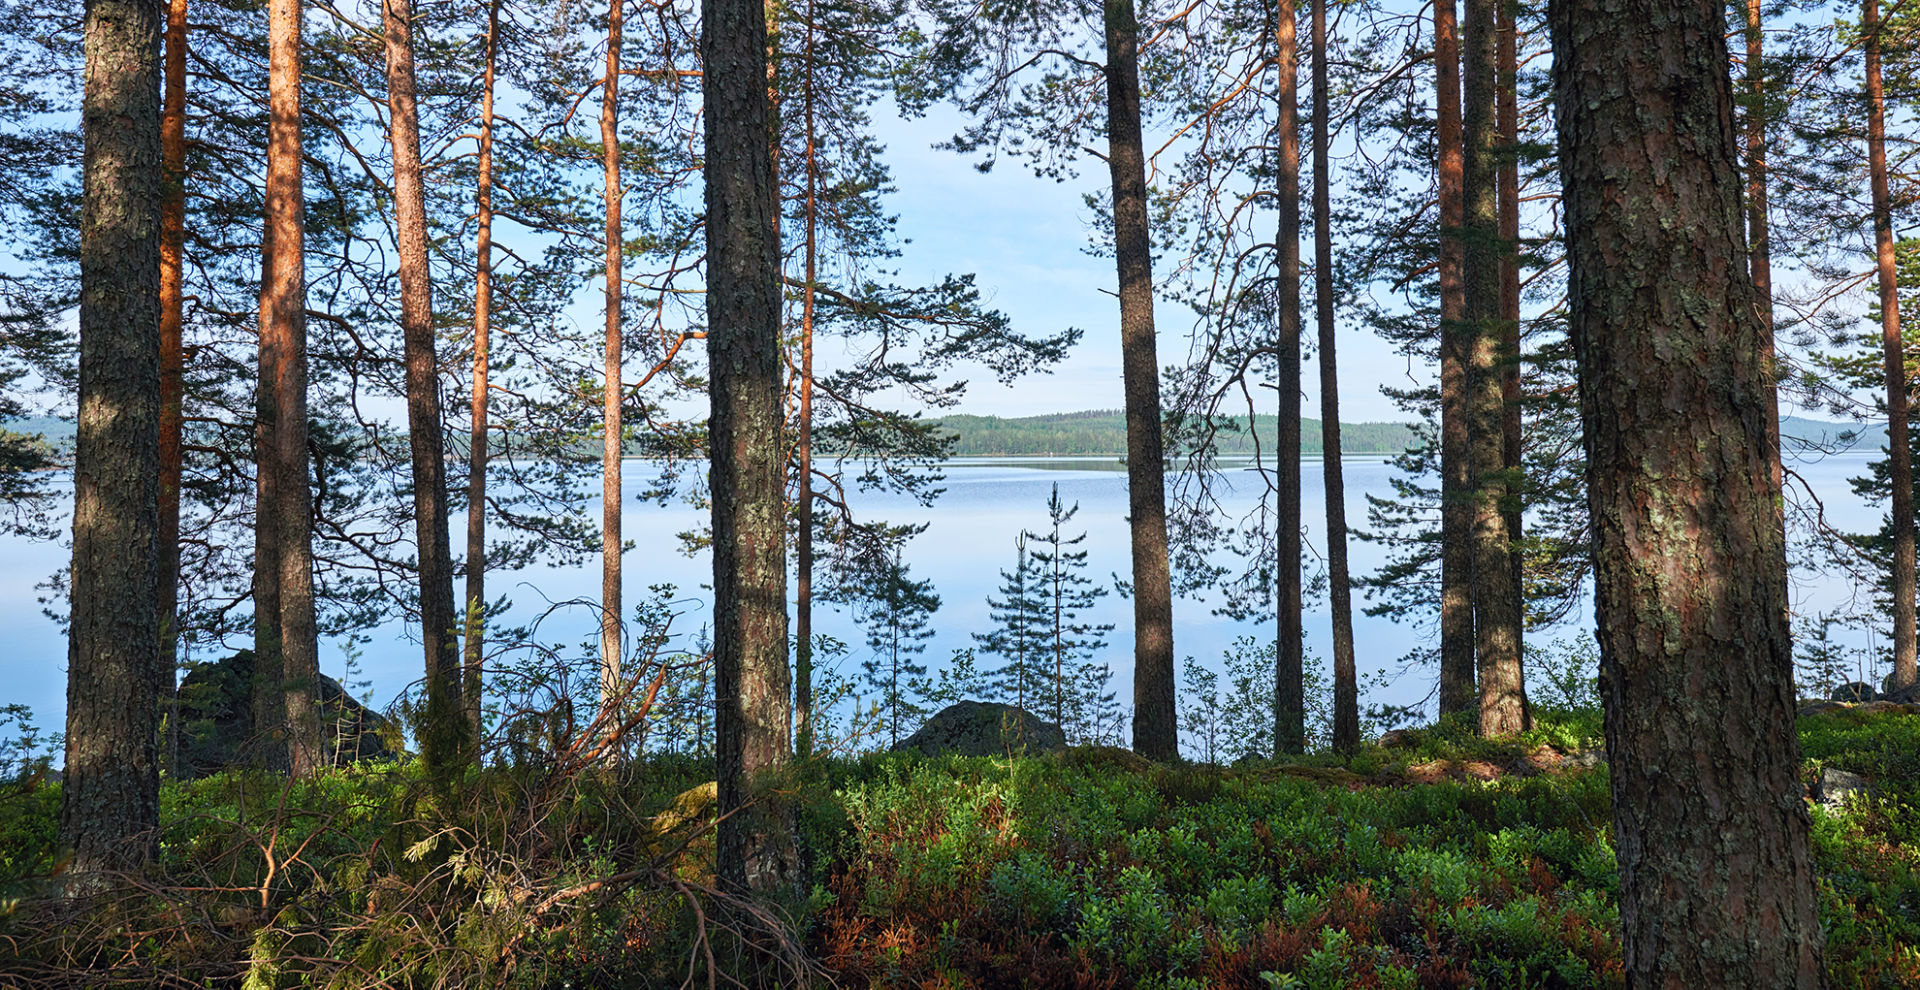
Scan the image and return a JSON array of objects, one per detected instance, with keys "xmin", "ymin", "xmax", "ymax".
[
  {"xmin": 1813, "ymin": 767, "xmax": 1871, "ymax": 812},
  {"xmin": 893, "ymin": 701, "xmax": 1065, "ymax": 758},
  {"xmin": 173, "ymin": 650, "xmax": 402, "ymax": 778},
  {"xmin": 1880, "ymin": 676, "xmax": 1920, "ymax": 705},
  {"xmin": 1830, "ymin": 681, "xmax": 1876, "ymax": 703}
]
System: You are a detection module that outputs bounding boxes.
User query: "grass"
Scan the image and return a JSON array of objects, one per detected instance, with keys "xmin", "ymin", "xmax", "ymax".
[{"xmin": 0, "ymin": 708, "xmax": 1916, "ymax": 987}]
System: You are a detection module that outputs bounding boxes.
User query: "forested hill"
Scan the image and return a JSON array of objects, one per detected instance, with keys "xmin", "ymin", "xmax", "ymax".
[{"xmin": 935, "ymin": 410, "xmax": 1420, "ymax": 456}]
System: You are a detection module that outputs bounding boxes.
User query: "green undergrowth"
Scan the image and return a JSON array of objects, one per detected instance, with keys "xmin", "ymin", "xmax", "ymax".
[{"xmin": 0, "ymin": 710, "xmax": 1915, "ymax": 987}]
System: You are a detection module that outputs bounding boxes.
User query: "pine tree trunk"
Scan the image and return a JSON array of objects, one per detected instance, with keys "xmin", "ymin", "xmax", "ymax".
[
  {"xmin": 1497, "ymin": 0, "xmax": 1525, "ymax": 651},
  {"xmin": 1434, "ymin": 0, "xmax": 1475, "ymax": 718},
  {"xmin": 1746, "ymin": 0, "xmax": 1783, "ymax": 501},
  {"xmin": 1464, "ymin": 0, "xmax": 1523, "ymax": 736},
  {"xmin": 1313, "ymin": 0, "xmax": 1357, "ymax": 755},
  {"xmin": 385, "ymin": 0, "xmax": 467, "ymax": 773},
  {"xmin": 794, "ymin": 6, "xmax": 817, "ymax": 758},
  {"xmin": 1104, "ymin": 0, "xmax": 1178, "ymax": 760},
  {"xmin": 1271, "ymin": 0, "xmax": 1306, "ymax": 756},
  {"xmin": 705, "ymin": 0, "xmax": 793, "ymax": 893},
  {"xmin": 463, "ymin": 0, "xmax": 498, "ymax": 743},
  {"xmin": 1550, "ymin": 0, "xmax": 1825, "ymax": 979},
  {"xmin": 64, "ymin": 0, "xmax": 163, "ymax": 878},
  {"xmin": 1866, "ymin": 0, "xmax": 1917, "ymax": 692},
  {"xmin": 600, "ymin": 0, "xmax": 625, "ymax": 714},
  {"xmin": 158, "ymin": 0, "xmax": 186, "ymax": 776},
  {"xmin": 264, "ymin": 0, "xmax": 321, "ymax": 775}
]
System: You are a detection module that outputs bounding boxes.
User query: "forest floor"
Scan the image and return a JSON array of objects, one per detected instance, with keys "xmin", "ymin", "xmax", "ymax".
[{"xmin": 1, "ymin": 705, "xmax": 1916, "ymax": 988}]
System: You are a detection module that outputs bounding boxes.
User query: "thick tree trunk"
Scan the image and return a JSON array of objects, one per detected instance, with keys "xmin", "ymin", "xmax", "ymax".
[
  {"xmin": 1866, "ymin": 0, "xmax": 1917, "ymax": 692},
  {"xmin": 385, "ymin": 0, "xmax": 468, "ymax": 773},
  {"xmin": 65, "ymin": 0, "xmax": 163, "ymax": 878},
  {"xmin": 705, "ymin": 0, "xmax": 792, "ymax": 893},
  {"xmin": 601, "ymin": 0, "xmax": 625, "ymax": 713},
  {"xmin": 158, "ymin": 0, "xmax": 186, "ymax": 775},
  {"xmin": 463, "ymin": 0, "xmax": 497, "ymax": 743},
  {"xmin": 1105, "ymin": 0, "xmax": 1178, "ymax": 760},
  {"xmin": 263, "ymin": 0, "xmax": 321, "ymax": 775},
  {"xmin": 1550, "ymin": 0, "xmax": 1825, "ymax": 981},
  {"xmin": 1434, "ymin": 0, "xmax": 1475, "ymax": 718},
  {"xmin": 1463, "ymin": 0, "xmax": 1523, "ymax": 736},
  {"xmin": 1271, "ymin": 0, "xmax": 1306, "ymax": 756},
  {"xmin": 1313, "ymin": 0, "xmax": 1357, "ymax": 755}
]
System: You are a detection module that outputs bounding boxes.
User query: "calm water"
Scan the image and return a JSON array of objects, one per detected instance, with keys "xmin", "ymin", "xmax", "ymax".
[{"xmin": 0, "ymin": 450, "xmax": 1893, "ymax": 747}]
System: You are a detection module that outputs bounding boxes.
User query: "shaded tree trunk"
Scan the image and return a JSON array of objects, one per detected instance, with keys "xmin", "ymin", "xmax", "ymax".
[
  {"xmin": 1434, "ymin": 0, "xmax": 1475, "ymax": 718},
  {"xmin": 705, "ymin": 0, "xmax": 793, "ymax": 893},
  {"xmin": 1313, "ymin": 0, "xmax": 1357, "ymax": 755},
  {"xmin": 463, "ymin": 0, "xmax": 498, "ymax": 742},
  {"xmin": 1105, "ymin": 0, "xmax": 1178, "ymax": 760},
  {"xmin": 1464, "ymin": 0, "xmax": 1523, "ymax": 735},
  {"xmin": 1497, "ymin": 0, "xmax": 1524, "ymax": 637},
  {"xmin": 601, "ymin": 0, "xmax": 625, "ymax": 711},
  {"xmin": 385, "ymin": 0, "xmax": 468, "ymax": 773},
  {"xmin": 1272, "ymin": 0, "xmax": 1306, "ymax": 756},
  {"xmin": 794, "ymin": 6, "xmax": 819, "ymax": 758},
  {"xmin": 1866, "ymin": 0, "xmax": 1917, "ymax": 692},
  {"xmin": 1549, "ymin": 0, "xmax": 1826, "ymax": 980},
  {"xmin": 64, "ymin": 0, "xmax": 163, "ymax": 876},
  {"xmin": 158, "ymin": 0, "xmax": 186, "ymax": 776},
  {"xmin": 264, "ymin": 0, "xmax": 320, "ymax": 775}
]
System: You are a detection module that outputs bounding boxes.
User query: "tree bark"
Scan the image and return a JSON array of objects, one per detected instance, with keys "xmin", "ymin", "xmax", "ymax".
[
  {"xmin": 1464, "ymin": 0, "xmax": 1523, "ymax": 736},
  {"xmin": 601, "ymin": 0, "xmax": 625, "ymax": 713},
  {"xmin": 705, "ymin": 0, "xmax": 792, "ymax": 893},
  {"xmin": 463, "ymin": 0, "xmax": 498, "ymax": 743},
  {"xmin": 1866, "ymin": 0, "xmax": 1917, "ymax": 692},
  {"xmin": 794, "ymin": 5, "xmax": 818, "ymax": 758},
  {"xmin": 263, "ymin": 0, "xmax": 321, "ymax": 775},
  {"xmin": 385, "ymin": 0, "xmax": 468, "ymax": 773},
  {"xmin": 1434, "ymin": 0, "xmax": 1476, "ymax": 718},
  {"xmin": 1313, "ymin": 0, "xmax": 1357, "ymax": 755},
  {"xmin": 1105, "ymin": 0, "xmax": 1178, "ymax": 761},
  {"xmin": 1270, "ymin": 0, "xmax": 1306, "ymax": 756},
  {"xmin": 64, "ymin": 0, "xmax": 163, "ymax": 877},
  {"xmin": 1745, "ymin": 0, "xmax": 1783, "ymax": 506},
  {"xmin": 1550, "ymin": 0, "xmax": 1826, "ymax": 980},
  {"xmin": 1497, "ymin": 0, "xmax": 1525, "ymax": 639},
  {"xmin": 158, "ymin": 0, "xmax": 186, "ymax": 775}
]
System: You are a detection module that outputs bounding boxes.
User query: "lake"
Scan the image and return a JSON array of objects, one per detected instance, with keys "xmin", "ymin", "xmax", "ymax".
[{"xmin": 0, "ymin": 449, "xmax": 1896, "ymax": 754}]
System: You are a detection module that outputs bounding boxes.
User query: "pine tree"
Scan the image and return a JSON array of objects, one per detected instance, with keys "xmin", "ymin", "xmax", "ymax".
[
  {"xmin": 1024, "ymin": 483, "xmax": 1115, "ymax": 736},
  {"xmin": 975, "ymin": 534, "xmax": 1049, "ymax": 713},
  {"xmin": 851, "ymin": 551, "xmax": 938, "ymax": 747}
]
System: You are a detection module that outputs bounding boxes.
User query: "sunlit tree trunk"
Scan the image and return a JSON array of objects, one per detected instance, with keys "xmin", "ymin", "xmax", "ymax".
[
  {"xmin": 158, "ymin": 0, "xmax": 186, "ymax": 775},
  {"xmin": 1551, "ymin": 0, "xmax": 1825, "ymax": 978},
  {"xmin": 1866, "ymin": 0, "xmax": 1916, "ymax": 692},
  {"xmin": 463, "ymin": 0, "xmax": 499, "ymax": 743},
  {"xmin": 600, "ymin": 0, "xmax": 625, "ymax": 712},
  {"xmin": 1464, "ymin": 0, "xmax": 1523, "ymax": 735},
  {"xmin": 1105, "ymin": 0, "xmax": 1178, "ymax": 760},
  {"xmin": 706, "ymin": 0, "xmax": 793, "ymax": 892},
  {"xmin": 385, "ymin": 0, "xmax": 468, "ymax": 773},
  {"xmin": 261, "ymin": 0, "xmax": 321, "ymax": 774},
  {"xmin": 1434, "ymin": 0, "xmax": 1475, "ymax": 718},
  {"xmin": 64, "ymin": 0, "xmax": 162, "ymax": 877},
  {"xmin": 794, "ymin": 4, "xmax": 818, "ymax": 758}
]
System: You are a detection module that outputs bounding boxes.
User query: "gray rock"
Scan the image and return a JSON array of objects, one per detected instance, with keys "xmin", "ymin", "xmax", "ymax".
[
  {"xmin": 1880, "ymin": 676, "xmax": 1920, "ymax": 704},
  {"xmin": 1814, "ymin": 767, "xmax": 1871, "ymax": 812},
  {"xmin": 173, "ymin": 650, "xmax": 402, "ymax": 778},
  {"xmin": 1831, "ymin": 681, "xmax": 1876, "ymax": 703},
  {"xmin": 892, "ymin": 701, "xmax": 1065, "ymax": 758}
]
